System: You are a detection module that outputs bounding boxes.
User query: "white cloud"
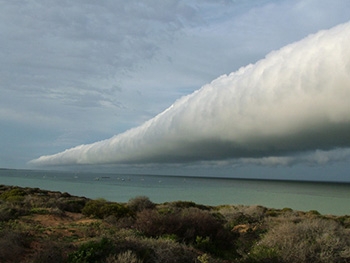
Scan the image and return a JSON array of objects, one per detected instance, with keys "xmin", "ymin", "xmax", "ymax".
[
  {"xmin": 1, "ymin": 0, "xmax": 350, "ymax": 170},
  {"xmin": 30, "ymin": 22, "xmax": 350, "ymax": 167}
]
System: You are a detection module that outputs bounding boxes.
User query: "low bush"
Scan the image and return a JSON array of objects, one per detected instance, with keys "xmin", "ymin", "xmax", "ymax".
[
  {"xmin": 135, "ymin": 207, "xmax": 237, "ymax": 258},
  {"xmin": 57, "ymin": 197, "xmax": 87, "ymax": 213},
  {"xmin": 0, "ymin": 187, "xmax": 26, "ymax": 203},
  {"xmin": 31, "ymin": 241, "xmax": 65, "ymax": 263},
  {"xmin": 0, "ymin": 229, "xmax": 30, "ymax": 262},
  {"xmin": 0, "ymin": 204, "xmax": 23, "ymax": 221},
  {"xmin": 247, "ymin": 246, "xmax": 280, "ymax": 263},
  {"xmin": 0, "ymin": 187, "xmax": 26, "ymax": 200},
  {"xmin": 127, "ymin": 196, "xmax": 155, "ymax": 212},
  {"xmin": 112, "ymin": 234, "xmax": 198, "ymax": 263},
  {"xmin": 248, "ymin": 218, "xmax": 350, "ymax": 263},
  {"xmin": 217, "ymin": 205, "xmax": 266, "ymax": 226},
  {"xmin": 82, "ymin": 199, "xmax": 131, "ymax": 219},
  {"xmin": 337, "ymin": 215, "xmax": 350, "ymax": 228},
  {"xmin": 170, "ymin": 200, "xmax": 209, "ymax": 210},
  {"xmin": 67, "ymin": 237, "xmax": 115, "ymax": 263},
  {"xmin": 106, "ymin": 250, "xmax": 142, "ymax": 263},
  {"xmin": 144, "ymin": 237, "xmax": 198, "ymax": 263},
  {"xmin": 30, "ymin": 207, "xmax": 50, "ymax": 214}
]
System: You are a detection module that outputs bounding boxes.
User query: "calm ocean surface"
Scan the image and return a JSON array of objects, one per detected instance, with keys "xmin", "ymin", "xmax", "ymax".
[{"xmin": 1, "ymin": 169, "xmax": 349, "ymax": 215}]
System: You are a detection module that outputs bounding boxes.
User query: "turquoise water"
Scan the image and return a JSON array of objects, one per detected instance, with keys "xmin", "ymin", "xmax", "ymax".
[{"xmin": 1, "ymin": 169, "xmax": 349, "ymax": 215}]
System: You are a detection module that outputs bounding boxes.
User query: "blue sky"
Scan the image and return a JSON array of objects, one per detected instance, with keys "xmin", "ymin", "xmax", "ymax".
[{"xmin": 1, "ymin": 0, "xmax": 350, "ymax": 181}]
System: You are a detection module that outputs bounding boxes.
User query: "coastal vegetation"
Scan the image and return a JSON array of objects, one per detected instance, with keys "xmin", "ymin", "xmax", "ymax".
[{"xmin": 0, "ymin": 185, "xmax": 349, "ymax": 263}]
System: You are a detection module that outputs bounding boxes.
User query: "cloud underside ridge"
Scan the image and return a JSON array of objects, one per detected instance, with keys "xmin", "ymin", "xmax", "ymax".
[{"xmin": 30, "ymin": 22, "xmax": 350, "ymax": 167}]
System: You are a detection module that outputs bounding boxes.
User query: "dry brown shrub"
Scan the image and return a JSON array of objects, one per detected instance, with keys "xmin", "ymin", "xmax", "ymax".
[
  {"xmin": 253, "ymin": 217, "xmax": 350, "ymax": 263},
  {"xmin": 122, "ymin": 236, "xmax": 197, "ymax": 263},
  {"xmin": 135, "ymin": 209, "xmax": 164, "ymax": 237},
  {"xmin": 145, "ymin": 237, "xmax": 197, "ymax": 263},
  {"xmin": 135, "ymin": 207, "xmax": 236, "ymax": 258},
  {"xmin": 127, "ymin": 196, "xmax": 155, "ymax": 212},
  {"xmin": 136, "ymin": 207, "xmax": 229, "ymax": 244},
  {"xmin": 218, "ymin": 205, "xmax": 266, "ymax": 224},
  {"xmin": 109, "ymin": 229, "xmax": 198, "ymax": 263}
]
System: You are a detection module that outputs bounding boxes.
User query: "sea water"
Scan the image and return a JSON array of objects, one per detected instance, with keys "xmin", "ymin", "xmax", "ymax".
[{"xmin": 0, "ymin": 169, "xmax": 349, "ymax": 215}]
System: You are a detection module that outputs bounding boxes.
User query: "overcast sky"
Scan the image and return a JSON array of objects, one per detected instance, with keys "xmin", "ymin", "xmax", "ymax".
[{"xmin": 1, "ymin": 0, "xmax": 350, "ymax": 181}]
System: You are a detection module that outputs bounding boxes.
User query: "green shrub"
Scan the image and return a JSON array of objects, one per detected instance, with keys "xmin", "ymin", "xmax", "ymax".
[
  {"xmin": 197, "ymin": 253, "xmax": 219, "ymax": 263},
  {"xmin": 67, "ymin": 237, "xmax": 115, "ymax": 263},
  {"xmin": 307, "ymin": 210, "xmax": 321, "ymax": 216},
  {"xmin": 82, "ymin": 199, "xmax": 105, "ymax": 217},
  {"xmin": 0, "ymin": 188, "xmax": 26, "ymax": 203},
  {"xmin": 101, "ymin": 203, "xmax": 130, "ymax": 218},
  {"xmin": 247, "ymin": 246, "xmax": 280, "ymax": 263},
  {"xmin": 106, "ymin": 250, "xmax": 142, "ymax": 263},
  {"xmin": 171, "ymin": 200, "xmax": 209, "ymax": 210},
  {"xmin": 265, "ymin": 209, "xmax": 278, "ymax": 217},
  {"xmin": 57, "ymin": 198, "xmax": 87, "ymax": 213},
  {"xmin": 82, "ymin": 199, "xmax": 131, "ymax": 219},
  {"xmin": 0, "ymin": 188, "xmax": 26, "ymax": 199},
  {"xmin": 195, "ymin": 236, "xmax": 212, "ymax": 251},
  {"xmin": 0, "ymin": 205, "xmax": 22, "ymax": 221},
  {"xmin": 281, "ymin": 207, "xmax": 293, "ymax": 213},
  {"xmin": 30, "ymin": 208, "xmax": 50, "ymax": 214}
]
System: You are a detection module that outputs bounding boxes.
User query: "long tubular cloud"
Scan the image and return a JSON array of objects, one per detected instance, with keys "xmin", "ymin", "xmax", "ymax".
[{"xmin": 30, "ymin": 22, "xmax": 350, "ymax": 166}]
